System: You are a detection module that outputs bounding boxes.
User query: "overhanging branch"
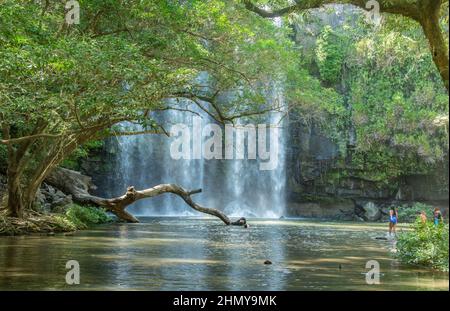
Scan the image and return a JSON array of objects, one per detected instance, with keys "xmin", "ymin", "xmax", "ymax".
[{"xmin": 243, "ymin": 0, "xmax": 422, "ymax": 21}]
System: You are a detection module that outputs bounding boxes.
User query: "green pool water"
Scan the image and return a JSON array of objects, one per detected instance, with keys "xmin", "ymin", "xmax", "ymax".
[{"xmin": 0, "ymin": 217, "xmax": 448, "ymax": 290}]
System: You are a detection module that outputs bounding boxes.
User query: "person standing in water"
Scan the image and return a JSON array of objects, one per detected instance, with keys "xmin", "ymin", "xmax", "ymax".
[
  {"xmin": 388, "ymin": 208, "xmax": 398, "ymax": 236},
  {"xmin": 419, "ymin": 211, "xmax": 428, "ymax": 224},
  {"xmin": 434, "ymin": 208, "xmax": 443, "ymax": 225}
]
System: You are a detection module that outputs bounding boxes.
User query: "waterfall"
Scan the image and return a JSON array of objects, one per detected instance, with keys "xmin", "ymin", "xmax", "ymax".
[
  {"xmin": 222, "ymin": 85, "xmax": 287, "ymax": 218},
  {"xmin": 101, "ymin": 89, "xmax": 287, "ymax": 218}
]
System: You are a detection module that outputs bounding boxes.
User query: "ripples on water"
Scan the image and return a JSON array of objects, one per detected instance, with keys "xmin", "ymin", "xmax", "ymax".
[{"xmin": 0, "ymin": 217, "xmax": 448, "ymax": 290}]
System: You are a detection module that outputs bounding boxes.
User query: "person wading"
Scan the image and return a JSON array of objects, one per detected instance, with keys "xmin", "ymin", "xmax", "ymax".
[{"xmin": 388, "ymin": 208, "xmax": 398, "ymax": 237}]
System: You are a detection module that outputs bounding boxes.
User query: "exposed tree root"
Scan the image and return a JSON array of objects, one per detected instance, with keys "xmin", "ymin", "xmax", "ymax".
[{"xmin": 0, "ymin": 210, "xmax": 75, "ymax": 236}]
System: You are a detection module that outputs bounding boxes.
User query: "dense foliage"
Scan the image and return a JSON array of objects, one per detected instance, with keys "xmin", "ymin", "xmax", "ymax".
[
  {"xmin": 65, "ymin": 204, "xmax": 112, "ymax": 229},
  {"xmin": 397, "ymin": 202, "xmax": 435, "ymax": 223},
  {"xmin": 396, "ymin": 218, "xmax": 449, "ymax": 271},
  {"xmin": 290, "ymin": 8, "xmax": 448, "ymax": 185},
  {"xmin": 315, "ymin": 25, "xmax": 347, "ymax": 85},
  {"xmin": 348, "ymin": 16, "xmax": 448, "ymax": 181},
  {"xmin": 61, "ymin": 140, "xmax": 104, "ymax": 170}
]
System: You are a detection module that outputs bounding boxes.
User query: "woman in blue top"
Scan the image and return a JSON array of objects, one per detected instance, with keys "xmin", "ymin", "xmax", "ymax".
[
  {"xmin": 388, "ymin": 208, "xmax": 398, "ymax": 236},
  {"xmin": 434, "ymin": 208, "xmax": 443, "ymax": 226}
]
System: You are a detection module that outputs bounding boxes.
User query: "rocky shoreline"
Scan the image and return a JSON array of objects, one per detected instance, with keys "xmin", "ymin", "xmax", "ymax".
[
  {"xmin": 1, "ymin": 174, "xmax": 73, "ymax": 216},
  {"xmin": 286, "ymin": 199, "xmax": 449, "ymax": 222}
]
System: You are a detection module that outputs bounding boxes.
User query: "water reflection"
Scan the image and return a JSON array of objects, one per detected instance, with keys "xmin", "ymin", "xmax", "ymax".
[{"xmin": 0, "ymin": 217, "xmax": 448, "ymax": 291}]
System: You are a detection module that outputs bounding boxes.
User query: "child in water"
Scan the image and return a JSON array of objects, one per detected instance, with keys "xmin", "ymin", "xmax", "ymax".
[
  {"xmin": 388, "ymin": 208, "xmax": 398, "ymax": 236},
  {"xmin": 419, "ymin": 211, "xmax": 427, "ymax": 224}
]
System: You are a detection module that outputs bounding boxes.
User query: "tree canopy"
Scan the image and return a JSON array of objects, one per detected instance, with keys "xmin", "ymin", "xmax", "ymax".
[{"xmin": 244, "ymin": 0, "xmax": 450, "ymax": 91}]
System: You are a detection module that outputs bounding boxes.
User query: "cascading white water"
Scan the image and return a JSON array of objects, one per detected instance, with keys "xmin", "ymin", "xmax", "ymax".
[
  {"xmin": 222, "ymin": 85, "xmax": 287, "ymax": 218},
  {"xmin": 102, "ymin": 83, "xmax": 287, "ymax": 218}
]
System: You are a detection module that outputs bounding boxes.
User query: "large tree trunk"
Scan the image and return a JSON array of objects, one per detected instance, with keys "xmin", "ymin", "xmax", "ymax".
[
  {"xmin": 2, "ymin": 129, "xmax": 104, "ymax": 217},
  {"xmin": 45, "ymin": 168, "xmax": 232, "ymax": 225},
  {"xmin": 419, "ymin": 0, "xmax": 449, "ymax": 92},
  {"xmin": 6, "ymin": 172, "xmax": 23, "ymax": 218},
  {"xmin": 1, "ymin": 121, "xmax": 23, "ymax": 218},
  {"xmin": 6, "ymin": 168, "xmax": 45, "ymax": 218}
]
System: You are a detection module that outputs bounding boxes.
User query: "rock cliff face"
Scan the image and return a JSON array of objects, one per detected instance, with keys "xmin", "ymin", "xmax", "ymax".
[{"xmin": 285, "ymin": 118, "xmax": 449, "ymax": 220}]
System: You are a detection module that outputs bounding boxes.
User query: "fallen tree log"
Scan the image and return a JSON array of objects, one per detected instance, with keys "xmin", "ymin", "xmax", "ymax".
[{"xmin": 45, "ymin": 168, "xmax": 232, "ymax": 224}]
